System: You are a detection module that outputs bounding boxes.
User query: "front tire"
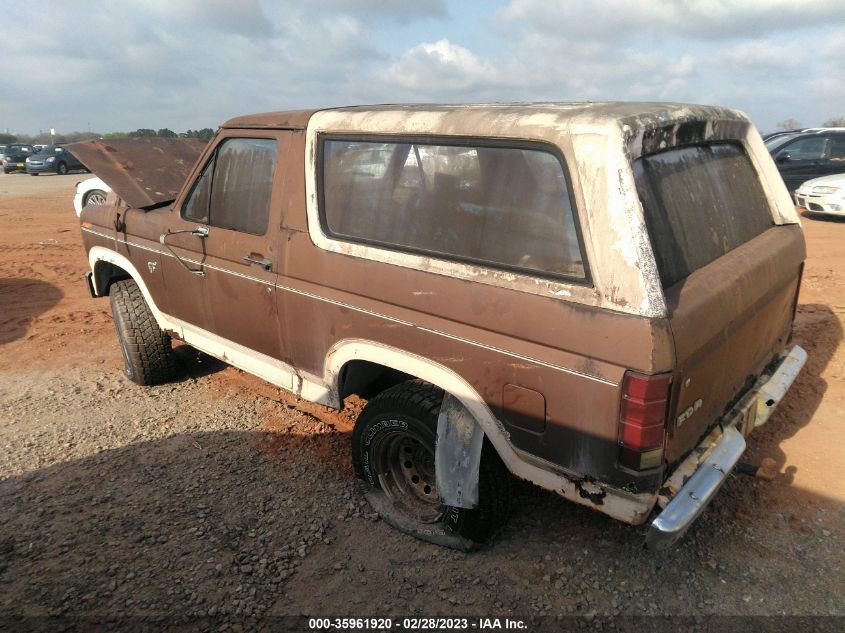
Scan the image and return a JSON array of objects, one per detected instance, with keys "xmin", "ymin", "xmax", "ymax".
[
  {"xmin": 57, "ymin": 162, "xmax": 68, "ymax": 175},
  {"xmin": 109, "ymin": 279, "xmax": 176, "ymax": 385},
  {"xmin": 84, "ymin": 189, "xmax": 107, "ymax": 206},
  {"xmin": 352, "ymin": 380, "xmax": 511, "ymax": 550}
]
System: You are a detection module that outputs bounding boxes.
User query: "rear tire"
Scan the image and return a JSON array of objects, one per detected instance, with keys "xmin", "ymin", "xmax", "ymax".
[
  {"xmin": 352, "ymin": 380, "xmax": 511, "ymax": 550},
  {"xmin": 57, "ymin": 162, "xmax": 68, "ymax": 175},
  {"xmin": 109, "ymin": 279, "xmax": 176, "ymax": 385}
]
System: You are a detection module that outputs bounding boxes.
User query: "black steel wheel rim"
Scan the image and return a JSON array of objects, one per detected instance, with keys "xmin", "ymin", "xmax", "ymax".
[{"xmin": 372, "ymin": 423, "xmax": 443, "ymax": 524}]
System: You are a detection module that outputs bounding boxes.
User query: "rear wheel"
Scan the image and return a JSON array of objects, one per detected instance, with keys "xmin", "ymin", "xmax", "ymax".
[
  {"xmin": 57, "ymin": 162, "xmax": 68, "ymax": 175},
  {"xmin": 109, "ymin": 279, "xmax": 176, "ymax": 385},
  {"xmin": 352, "ymin": 380, "xmax": 511, "ymax": 550}
]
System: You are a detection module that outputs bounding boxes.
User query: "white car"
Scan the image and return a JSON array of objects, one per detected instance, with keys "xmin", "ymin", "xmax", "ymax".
[
  {"xmin": 73, "ymin": 176, "xmax": 110, "ymax": 217},
  {"xmin": 794, "ymin": 173, "xmax": 845, "ymax": 217}
]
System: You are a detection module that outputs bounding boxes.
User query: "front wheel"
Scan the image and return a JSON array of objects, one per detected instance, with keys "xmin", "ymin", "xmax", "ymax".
[
  {"xmin": 109, "ymin": 279, "xmax": 176, "ymax": 385},
  {"xmin": 57, "ymin": 162, "xmax": 68, "ymax": 175},
  {"xmin": 352, "ymin": 380, "xmax": 511, "ymax": 550},
  {"xmin": 84, "ymin": 189, "xmax": 107, "ymax": 206}
]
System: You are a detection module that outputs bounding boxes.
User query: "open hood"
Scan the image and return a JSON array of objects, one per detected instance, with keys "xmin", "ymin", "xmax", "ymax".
[{"xmin": 69, "ymin": 138, "xmax": 207, "ymax": 209}]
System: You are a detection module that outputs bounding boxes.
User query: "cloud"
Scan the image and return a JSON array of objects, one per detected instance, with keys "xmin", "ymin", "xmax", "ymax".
[
  {"xmin": 498, "ymin": 0, "xmax": 843, "ymax": 41},
  {"xmin": 0, "ymin": 1, "xmax": 842, "ymax": 136},
  {"xmin": 370, "ymin": 33, "xmax": 700, "ymax": 104},
  {"xmin": 307, "ymin": 0, "xmax": 447, "ymax": 23},
  {"xmin": 143, "ymin": 0, "xmax": 275, "ymax": 38},
  {"xmin": 0, "ymin": 2, "xmax": 389, "ymax": 133},
  {"xmin": 376, "ymin": 39, "xmax": 501, "ymax": 98}
]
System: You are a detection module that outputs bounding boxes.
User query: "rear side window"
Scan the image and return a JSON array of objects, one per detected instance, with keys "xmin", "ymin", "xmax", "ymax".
[
  {"xmin": 634, "ymin": 143, "xmax": 773, "ymax": 288},
  {"xmin": 183, "ymin": 138, "xmax": 276, "ymax": 235},
  {"xmin": 829, "ymin": 136, "xmax": 845, "ymax": 160},
  {"xmin": 319, "ymin": 138, "xmax": 586, "ymax": 281}
]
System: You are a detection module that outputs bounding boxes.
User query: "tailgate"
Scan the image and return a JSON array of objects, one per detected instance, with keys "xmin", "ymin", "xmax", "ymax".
[{"xmin": 663, "ymin": 225, "xmax": 804, "ymax": 462}]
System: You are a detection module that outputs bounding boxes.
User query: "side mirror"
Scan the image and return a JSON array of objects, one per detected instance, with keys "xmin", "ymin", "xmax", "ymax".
[{"xmin": 776, "ymin": 151, "xmax": 791, "ymax": 163}]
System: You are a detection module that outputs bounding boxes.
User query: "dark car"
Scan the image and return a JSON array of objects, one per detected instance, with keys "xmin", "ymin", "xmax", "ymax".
[
  {"xmin": 762, "ymin": 128, "xmax": 802, "ymax": 143},
  {"xmin": 769, "ymin": 130, "xmax": 845, "ymax": 191},
  {"xmin": 25, "ymin": 145, "xmax": 87, "ymax": 175},
  {"xmin": 2, "ymin": 144, "xmax": 36, "ymax": 173}
]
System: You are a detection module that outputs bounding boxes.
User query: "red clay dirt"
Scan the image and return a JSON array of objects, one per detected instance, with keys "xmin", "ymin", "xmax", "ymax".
[
  {"xmin": 1, "ymin": 179, "xmax": 843, "ymax": 517},
  {"xmin": 0, "ymin": 175, "xmax": 843, "ymax": 621}
]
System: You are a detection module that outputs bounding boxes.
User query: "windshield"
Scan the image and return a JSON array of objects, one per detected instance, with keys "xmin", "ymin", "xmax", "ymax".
[
  {"xmin": 634, "ymin": 142, "xmax": 774, "ymax": 288},
  {"xmin": 36, "ymin": 146, "xmax": 59, "ymax": 155}
]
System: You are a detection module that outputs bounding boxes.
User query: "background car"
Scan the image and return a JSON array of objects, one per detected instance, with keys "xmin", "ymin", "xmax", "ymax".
[
  {"xmin": 25, "ymin": 145, "xmax": 87, "ymax": 175},
  {"xmin": 2, "ymin": 143, "xmax": 36, "ymax": 173},
  {"xmin": 762, "ymin": 128, "xmax": 802, "ymax": 143},
  {"xmin": 768, "ymin": 129, "xmax": 845, "ymax": 191},
  {"xmin": 793, "ymin": 173, "xmax": 845, "ymax": 218},
  {"xmin": 73, "ymin": 176, "xmax": 110, "ymax": 216}
]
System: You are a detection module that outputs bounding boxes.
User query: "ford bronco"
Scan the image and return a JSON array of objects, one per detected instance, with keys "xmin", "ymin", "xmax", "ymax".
[{"xmin": 74, "ymin": 103, "xmax": 807, "ymax": 551}]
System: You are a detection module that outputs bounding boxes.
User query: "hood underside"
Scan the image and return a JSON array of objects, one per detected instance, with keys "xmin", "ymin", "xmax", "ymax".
[{"xmin": 69, "ymin": 138, "xmax": 207, "ymax": 209}]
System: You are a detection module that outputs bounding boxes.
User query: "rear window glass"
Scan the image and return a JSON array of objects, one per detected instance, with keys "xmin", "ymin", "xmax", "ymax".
[
  {"xmin": 319, "ymin": 138, "xmax": 586, "ymax": 281},
  {"xmin": 633, "ymin": 143, "xmax": 773, "ymax": 288}
]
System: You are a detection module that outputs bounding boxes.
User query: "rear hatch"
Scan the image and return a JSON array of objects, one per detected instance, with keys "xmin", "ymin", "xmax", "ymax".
[{"xmin": 634, "ymin": 142, "xmax": 805, "ymax": 464}]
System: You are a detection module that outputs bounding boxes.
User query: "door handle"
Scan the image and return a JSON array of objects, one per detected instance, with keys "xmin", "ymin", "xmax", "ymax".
[{"xmin": 243, "ymin": 255, "xmax": 272, "ymax": 271}]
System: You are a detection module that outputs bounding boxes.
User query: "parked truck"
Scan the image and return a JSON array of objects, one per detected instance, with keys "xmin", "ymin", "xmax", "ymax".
[{"xmin": 74, "ymin": 103, "xmax": 807, "ymax": 551}]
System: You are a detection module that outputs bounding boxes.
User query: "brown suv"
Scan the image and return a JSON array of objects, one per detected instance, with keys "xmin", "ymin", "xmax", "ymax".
[{"xmin": 75, "ymin": 103, "xmax": 807, "ymax": 551}]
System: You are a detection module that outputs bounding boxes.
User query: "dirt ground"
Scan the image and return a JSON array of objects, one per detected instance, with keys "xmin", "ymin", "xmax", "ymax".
[{"xmin": 0, "ymin": 172, "xmax": 842, "ymax": 630}]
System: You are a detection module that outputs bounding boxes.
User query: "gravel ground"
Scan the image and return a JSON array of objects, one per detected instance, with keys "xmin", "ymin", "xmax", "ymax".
[{"xmin": 0, "ymin": 174, "xmax": 843, "ymax": 631}]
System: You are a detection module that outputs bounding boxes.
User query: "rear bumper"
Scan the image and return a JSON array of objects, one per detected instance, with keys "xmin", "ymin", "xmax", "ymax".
[{"xmin": 645, "ymin": 345, "xmax": 807, "ymax": 550}]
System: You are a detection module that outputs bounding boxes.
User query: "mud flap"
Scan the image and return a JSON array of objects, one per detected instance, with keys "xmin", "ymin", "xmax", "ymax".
[{"xmin": 435, "ymin": 392, "xmax": 484, "ymax": 509}]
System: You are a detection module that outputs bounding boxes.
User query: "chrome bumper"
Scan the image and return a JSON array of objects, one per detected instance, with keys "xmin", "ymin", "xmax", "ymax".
[{"xmin": 645, "ymin": 345, "xmax": 807, "ymax": 550}]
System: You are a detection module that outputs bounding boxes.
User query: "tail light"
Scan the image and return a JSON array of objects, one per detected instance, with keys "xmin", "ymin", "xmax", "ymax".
[{"xmin": 618, "ymin": 371, "xmax": 672, "ymax": 470}]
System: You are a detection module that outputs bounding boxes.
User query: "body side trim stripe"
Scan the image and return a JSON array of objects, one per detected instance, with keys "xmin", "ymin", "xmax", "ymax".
[{"xmin": 83, "ymin": 229, "xmax": 615, "ymax": 386}]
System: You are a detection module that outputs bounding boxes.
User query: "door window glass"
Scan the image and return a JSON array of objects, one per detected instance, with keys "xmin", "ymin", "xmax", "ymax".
[
  {"xmin": 182, "ymin": 138, "xmax": 277, "ymax": 234},
  {"xmin": 183, "ymin": 156, "xmax": 215, "ymax": 223},
  {"xmin": 782, "ymin": 137, "xmax": 825, "ymax": 160}
]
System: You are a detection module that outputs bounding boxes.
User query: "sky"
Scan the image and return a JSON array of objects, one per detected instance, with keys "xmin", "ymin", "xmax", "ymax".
[{"xmin": 2, "ymin": 0, "xmax": 844, "ymax": 136}]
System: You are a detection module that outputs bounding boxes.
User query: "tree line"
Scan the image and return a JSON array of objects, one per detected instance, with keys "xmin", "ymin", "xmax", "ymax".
[
  {"xmin": 776, "ymin": 116, "xmax": 845, "ymax": 131},
  {"xmin": 0, "ymin": 128, "xmax": 215, "ymax": 145}
]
